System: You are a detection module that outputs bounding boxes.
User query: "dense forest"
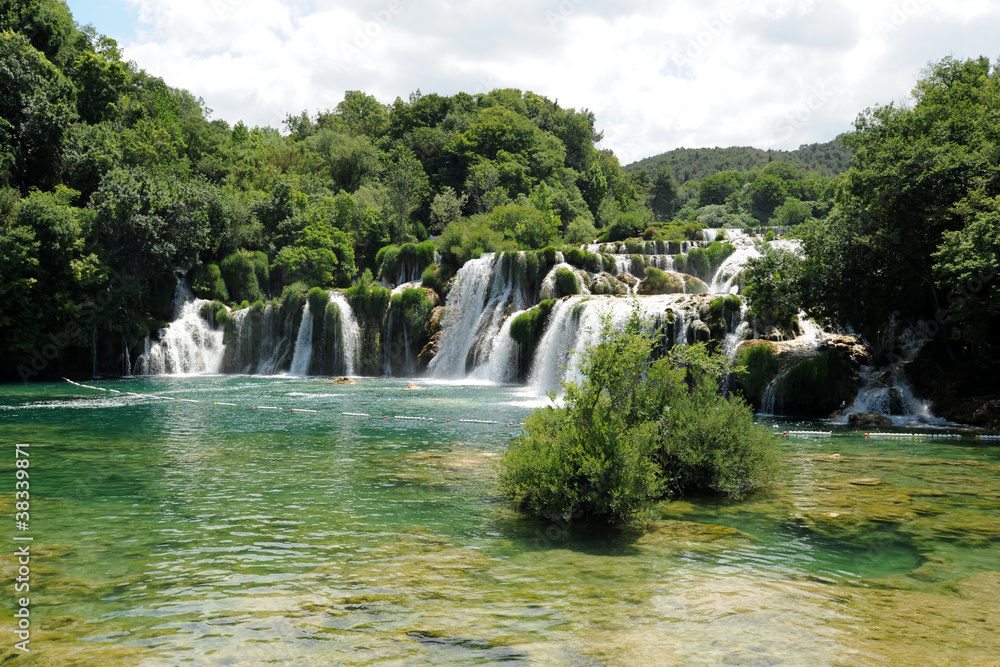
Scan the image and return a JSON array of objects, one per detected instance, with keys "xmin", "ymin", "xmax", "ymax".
[{"xmin": 625, "ymin": 139, "xmax": 854, "ymax": 183}]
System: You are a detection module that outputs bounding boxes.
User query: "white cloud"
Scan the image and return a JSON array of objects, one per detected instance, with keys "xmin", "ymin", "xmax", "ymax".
[{"xmin": 105, "ymin": 0, "xmax": 1000, "ymax": 164}]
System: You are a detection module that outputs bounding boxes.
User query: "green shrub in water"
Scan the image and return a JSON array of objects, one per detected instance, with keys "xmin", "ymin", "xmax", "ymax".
[{"xmin": 498, "ymin": 307, "xmax": 779, "ymax": 524}]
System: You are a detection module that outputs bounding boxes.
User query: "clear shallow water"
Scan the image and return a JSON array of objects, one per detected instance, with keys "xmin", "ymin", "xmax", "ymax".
[{"xmin": 1, "ymin": 377, "xmax": 999, "ymax": 665}]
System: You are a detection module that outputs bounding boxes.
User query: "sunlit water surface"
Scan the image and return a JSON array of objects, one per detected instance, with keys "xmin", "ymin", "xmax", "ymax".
[{"xmin": 1, "ymin": 377, "xmax": 999, "ymax": 665}]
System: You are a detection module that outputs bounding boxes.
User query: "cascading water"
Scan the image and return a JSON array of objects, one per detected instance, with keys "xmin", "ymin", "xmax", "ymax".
[
  {"xmin": 840, "ymin": 328, "xmax": 948, "ymax": 425},
  {"xmin": 327, "ymin": 292, "xmax": 360, "ymax": 376},
  {"xmin": 427, "ymin": 253, "xmax": 531, "ymax": 379},
  {"xmin": 287, "ymin": 302, "xmax": 313, "ymax": 376},
  {"xmin": 135, "ymin": 277, "xmax": 225, "ymax": 375}
]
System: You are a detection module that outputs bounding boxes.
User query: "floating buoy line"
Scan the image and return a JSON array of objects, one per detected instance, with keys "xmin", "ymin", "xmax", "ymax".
[
  {"xmin": 59, "ymin": 380, "xmax": 997, "ymax": 438},
  {"xmin": 62, "ymin": 379, "xmax": 522, "ymax": 428}
]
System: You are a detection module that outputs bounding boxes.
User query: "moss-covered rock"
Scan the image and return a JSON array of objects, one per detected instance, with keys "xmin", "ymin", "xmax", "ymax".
[{"xmin": 638, "ymin": 266, "xmax": 684, "ymax": 295}]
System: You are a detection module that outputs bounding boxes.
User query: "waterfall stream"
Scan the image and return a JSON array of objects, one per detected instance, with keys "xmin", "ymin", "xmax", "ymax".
[{"xmin": 135, "ymin": 277, "xmax": 225, "ymax": 375}]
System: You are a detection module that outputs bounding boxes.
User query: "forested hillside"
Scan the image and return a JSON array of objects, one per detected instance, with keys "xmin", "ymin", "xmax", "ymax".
[
  {"xmin": 0, "ymin": 0, "xmax": 651, "ymax": 379},
  {"xmin": 626, "ymin": 139, "xmax": 853, "ymax": 183}
]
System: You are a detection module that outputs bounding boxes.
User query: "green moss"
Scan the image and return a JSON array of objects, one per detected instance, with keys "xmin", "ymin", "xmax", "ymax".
[
  {"xmin": 601, "ymin": 254, "xmax": 617, "ymax": 274},
  {"xmin": 538, "ymin": 245, "xmax": 558, "ymax": 264},
  {"xmin": 307, "ymin": 286, "xmax": 330, "ymax": 314},
  {"xmin": 509, "ymin": 299, "xmax": 556, "ymax": 347},
  {"xmin": 631, "ymin": 254, "xmax": 645, "ymax": 272},
  {"xmin": 640, "ymin": 266, "xmax": 684, "ymax": 294},
  {"xmin": 734, "ymin": 341, "xmax": 781, "ymax": 406},
  {"xmin": 376, "ymin": 244, "xmax": 400, "ymax": 279},
  {"xmin": 215, "ymin": 307, "xmax": 233, "ymax": 327},
  {"xmin": 674, "ymin": 253, "xmax": 688, "ymax": 273},
  {"xmin": 555, "ymin": 268, "xmax": 581, "ymax": 296},
  {"xmin": 564, "ymin": 247, "xmax": 585, "ymax": 267},
  {"xmin": 421, "ymin": 263, "xmax": 444, "ymax": 294}
]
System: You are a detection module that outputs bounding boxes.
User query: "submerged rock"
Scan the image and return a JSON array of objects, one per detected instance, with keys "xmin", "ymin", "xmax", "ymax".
[{"xmin": 332, "ymin": 376, "xmax": 357, "ymax": 385}]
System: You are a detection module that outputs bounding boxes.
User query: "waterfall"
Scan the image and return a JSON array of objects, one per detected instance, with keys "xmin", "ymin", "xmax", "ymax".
[
  {"xmin": 135, "ymin": 276, "xmax": 225, "ymax": 375},
  {"xmin": 288, "ymin": 302, "xmax": 313, "ymax": 376},
  {"xmin": 839, "ymin": 328, "xmax": 948, "ymax": 425},
  {"xmin": 121, "ymin": 334, "xmax": 132, "ymax": 376},
  {"xmin": 526, "ymin": 295, "xmax": 693, "ymax": 395},
  {"xmin": 427, "ymin": 253, "xmax": 530, "ymax": 379},
  {"xmin": 526, "ymin": 297, "xmax": 585, "ymax": 394},
  {"xmin": 327, "ymin": 292, "xmax": 360, "ymax": 376},
  {"xmin": 469, "ymin": 309, "xmax": 527, "ymax": 384}
]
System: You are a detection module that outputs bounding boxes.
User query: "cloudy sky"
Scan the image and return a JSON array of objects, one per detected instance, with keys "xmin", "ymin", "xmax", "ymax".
[{"xmin": 65, "ymin": 0, "xmax": 1000, "ymax": 164}]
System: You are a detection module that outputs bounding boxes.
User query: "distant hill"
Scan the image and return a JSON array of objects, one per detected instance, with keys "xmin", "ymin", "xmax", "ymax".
[{"xmin": 625, "ymin": 137, "xmax": 853, "ymax": 184}]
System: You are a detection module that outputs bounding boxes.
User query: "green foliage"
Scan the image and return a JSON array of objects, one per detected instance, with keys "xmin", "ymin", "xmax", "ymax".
[
  {"xmin": 682, "ymin": 242, "xmax": 735, "ymax": 280},
  {"xmin": 488, "ymin": 201, "xmax": 560, "ymax": 249},
  {"xmin": 420, "ymin": 263, "xmax": 445, "ymax": 294},
  {"xmin": 742, "ymin": 243, "xmax": 802, "ymax": 333},
  {"xmin": 640, "ymin": 266, "xmax": 683, "ymax": 294},
  {"xmin": 538, "ymin": 245, "xmax": 558, "ymax": 264},
  {"xmin": 770, "ymin": 197, "xmax": 811, "ymax": 226},
  {"xmin": 436, "ymin": 215, "xmax": 515, "ymax": 269},
  {"xmin": 275, "ymin": 220, "xmax": 356, "ymax": 288},
  {"xmin": 280, "ymin": 281, "xmax": 308, "ymax": 316},
  {"xmin": 509, "ymin": 299, "xmax": 556, "ymax": 347},
  {"xmin": 191, "ymin": 263, "xmax": 228, "ymax": 301},
  {"xmin": 391, "ymin": 287, "xmax": 434, "ymax": 342},
  {"xmin": 498, "ymin": 308, "xmax": 778, "ymax": 524},
  {"xmin": 626, "ymin": 139, "xmax": 853, "ymax": 184},
  {"xmin": 307, "ymin": 286, "xmax": 330, "ymax": 314},
  {"xmin": 220, "ymin": 251, "xmax": 264, "ymax": 303},
  {"xmin": 554, "ymin": 268, "xmax": 581, "ymax": 296},
  {"xmin": 734, "ymin": 342, "xmax": 781, "ymax": 406}
]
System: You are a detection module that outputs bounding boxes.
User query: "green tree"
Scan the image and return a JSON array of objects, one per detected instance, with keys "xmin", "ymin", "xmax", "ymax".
[
  {"xmin": 498, "ymin": 307, "xmax": 777, "ymax": 524},
  {"xmin": 0, "ymin": 31, "xmax": 78, "ymax": 190},
  {"xmin": 747, "ymin": 174, "xmax": 788, "ymax": 221},
  {"xmin": 381, "ymin": 144, "xmax": 429, "ymax": 242},
  {"xmin": 275, "ymin": 220, "xmax": 356, "ymax": 287},
  {"xmin": 648, "ymin": 165, "xmax": 679, "ymax": 220}
]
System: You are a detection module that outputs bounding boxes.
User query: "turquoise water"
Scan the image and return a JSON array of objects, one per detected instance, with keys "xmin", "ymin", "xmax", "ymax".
[{"xmin": 2, "ymin": 377, "xmax": 999, "ymax": 665}]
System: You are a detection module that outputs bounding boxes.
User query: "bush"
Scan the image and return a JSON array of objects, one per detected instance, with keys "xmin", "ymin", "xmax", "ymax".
[
  {"xmin": 640, "ymin": 266, "xmax": 683, "ymax": 295},
  {"xmin": 421, "ymin": 263, "xmax": 445, "ymax": 294},
  {"xmin": 191, "ymin": 263, "xmax": 228, "ymax": 301},
  {"xmin": 555, "ymin": 268, "xmax": 581, "ymax": 296},
  {"xmin": 307, "ymin": 286, "xmax": 330, "ymax": 314},
  {"xmin": 565, "ymin": 217, "xmax": 598, "ymax": 244},
  {"xmin": 498, "ymin": 308, "xmax": 779, "ymax": 524},
  {"xmin": 538, "ymin": 245, "xmax": 558, "ymax": 264},
  {"xmin": 220, "ymin": 251, "xmax": 264, "ymax": 304},
  {"xmin": 280, "ymin": 281, "xmax": 308, "ymax": 316},
  {"xmin": 509, "ymin": 299, "xmax": 556, "ymax": 347}
]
